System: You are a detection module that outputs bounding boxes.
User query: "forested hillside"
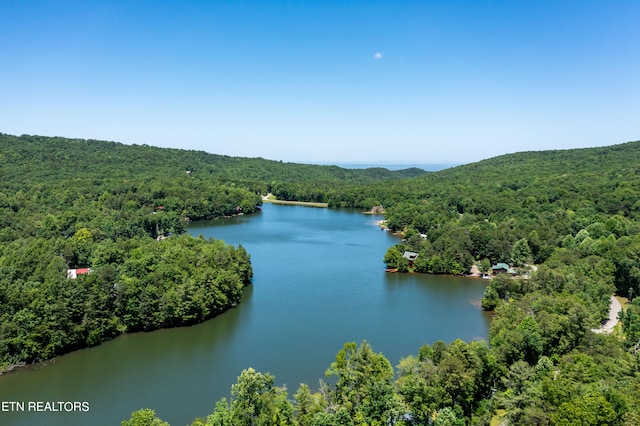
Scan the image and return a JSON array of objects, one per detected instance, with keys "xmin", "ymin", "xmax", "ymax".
[
  {"xmin": 4, "ymin": 133, "xmax": 640, "ymax": 424},
  {"xmin": 374, "ymin": 142, "xmax": 640, "ymax": 424},
  {"xmin": 0, "ymin": 134, "xmax": 263, "ymax": 368},
  {"xmin": 0, "ymin": 133, "xmax": 425, "ymax": 192},
  {"xmin": 125, "ymin": 334, "xmax": 640, "ymax": 425},
  {"xmin": 381, "ymin": 142, "xmax": 640, "ymax": 308},
  {"xmin": 0, "ymin": 133, "xmax": 425, "ymax": 369},
  {"xmin": 122, "ymin": 140, "xmax": 640, "ymax": 425}
]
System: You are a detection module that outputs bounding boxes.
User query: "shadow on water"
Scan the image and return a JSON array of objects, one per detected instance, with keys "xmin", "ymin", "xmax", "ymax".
[{"xmin": 0, "ymin": 286, "xmax": 254, "ymax": 426}]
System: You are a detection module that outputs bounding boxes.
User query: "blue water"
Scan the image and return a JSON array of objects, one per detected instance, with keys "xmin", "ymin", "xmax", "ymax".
[{"xmin": 0, "ymin": 204, "xmax": 489, "ymax": 426}]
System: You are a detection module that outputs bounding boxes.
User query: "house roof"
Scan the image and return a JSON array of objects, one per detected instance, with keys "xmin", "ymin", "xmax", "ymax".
[
  {"xmin": 67, "ymin": 268, "xmax": 92, "ymax": 279},
  {"xmin": 492, "ymin": 263, "xmax": 516, "ymax": 274},
  {"xmin": 403, "ymin": 251, "xmax": 419, "ymax": 260}
]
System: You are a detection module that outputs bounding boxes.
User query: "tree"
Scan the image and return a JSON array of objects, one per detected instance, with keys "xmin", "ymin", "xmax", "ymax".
[
  {"xmin": 395, "ymin": 355, "xmax": 437, "ymax": 423},
  {"xmin": 397, "ymin": 256, "xmax": 410, "ymax": 273},
  {"xmin": 478, "ymin": 258, "xmax": 491, "ymax": 276},
  {"xmin": 620, "ymin": 299, "xmax": 640, "ymax": 350},
  {"xmin": 511, "ymin": 238, "xmax": 531, "ymax": 267},
  {"xmin": 230, "ymin": 368, "xmax": 293, "ymax": 426},
  {"xmin": 294, "ymin": 383, "xmax": 323, "ymax": 426},
  {"xmin": 481, "ymin": 285, "xmax": 500, "ymax": 311},
  {"xmin": 383, "ymin": 246, "xmax": 403, "ymax": 269},
  {"xmin": 554, "ymin": 393, "xmax": 616, "ymax": 425},
  {"xmin": 517, "ymin": 316, "xmax": 543, "ymax": 365},
  {"xmin": 201, "ymin": 399, "xmax": 232, "ymax": 426},
  {"xmin": 433, "ymin": 407, "xmax": 465, "ymax": 426},
  {"xmin": 121, "ymin": 409, "xmax": 169, "ymax": 426},
  {"xmin": 325, "ymin": 341, "xmax": 401, "ymax": 424}
]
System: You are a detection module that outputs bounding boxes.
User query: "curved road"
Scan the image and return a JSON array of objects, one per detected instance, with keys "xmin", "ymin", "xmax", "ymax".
[{"xmin": 592, "ymin": 295, "xmax": 622, "ymax": 334}]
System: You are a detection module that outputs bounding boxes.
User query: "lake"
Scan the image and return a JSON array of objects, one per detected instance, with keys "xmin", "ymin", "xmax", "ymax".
[{"xmin": 0, "ymin": 204, "xmax": 489, "ymax": 425}]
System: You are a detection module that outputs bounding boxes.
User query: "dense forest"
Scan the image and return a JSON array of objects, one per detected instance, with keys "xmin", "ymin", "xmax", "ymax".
[
  {"xmin": 0, "ymin": 133, "xmax": 425, "ymax": 208},
  {"xmin": 0, "ymin": 133, "xmax": 424, "ymax": 369},
  {"xmin": 123, "ymin": 334, "xmax": 640, "ymax": 425},
  {"xmin": 3, "ymin": 133, "xmax": 640, "ymax": 424},
  {"xmin": 119, "ymin": 139, "xmax": 640, "ymax": 425}
]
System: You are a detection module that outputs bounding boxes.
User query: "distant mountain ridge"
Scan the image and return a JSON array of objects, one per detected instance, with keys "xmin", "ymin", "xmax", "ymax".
[
  {"xmin": 0, "ymin": 133, "xmax": 427, "ymax": 188},
  {"xmin": 317, "ymin": 162, "xmax": 457, "ymax": 171},
  {"xmin": 411, "ymin": 140, "xmax": 640, "ymax": 199},
  {"xmin": 445, "ymin": 140, "xmax": 640, "ymax": 175},
  {"xmin": 4, "ymin": 133, "xmax": 638, "ymax": 189},
  {"xmin": 3, "ymin": 132, "xmax": 639, "ymax": 214}
]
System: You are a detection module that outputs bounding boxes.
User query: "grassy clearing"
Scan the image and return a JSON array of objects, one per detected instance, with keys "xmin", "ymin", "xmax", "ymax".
[
  {"xmin": 616, "ymin": 295, "xmax": 630, "ymax": 313},
  {"xmin": 262, "ymin": 199, "xmax": 328, "ymax": 208},
  {"xmin": 490, "ymin": 409, "xmax": 508, "ymax": 426}
]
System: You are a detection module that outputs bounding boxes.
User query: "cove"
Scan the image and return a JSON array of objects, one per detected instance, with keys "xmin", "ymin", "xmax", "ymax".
[{"xmin": 0, "ymin": 204, "xmax": 490, "ymax": 426}]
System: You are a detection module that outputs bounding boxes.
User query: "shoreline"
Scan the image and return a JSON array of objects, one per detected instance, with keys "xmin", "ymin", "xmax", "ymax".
[
  {"xmin": 0, "ymin": 361, "xmax": 27, "ymax": 375},
  {"xmin": 261, "ymin": 193, "xmax": 328, "ymax": 208},
  {"xmin": 262, "ymin": 199, "xmax": 328, "ymax": 208}
]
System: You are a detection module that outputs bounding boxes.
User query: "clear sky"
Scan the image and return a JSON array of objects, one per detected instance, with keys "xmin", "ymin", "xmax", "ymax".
[{"xmin": 1, "ymin": 1, "xmax": 639, "ymax": 164}]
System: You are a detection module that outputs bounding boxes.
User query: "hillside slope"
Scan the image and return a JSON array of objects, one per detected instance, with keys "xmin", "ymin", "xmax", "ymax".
[{"xmin": 0, "ymin": 133, "xmax": 426, "ymax": 189}]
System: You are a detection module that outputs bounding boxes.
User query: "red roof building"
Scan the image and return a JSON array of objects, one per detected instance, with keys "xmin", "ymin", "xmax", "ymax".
[{"xmin": 67, "ymin": 268, "xmax": 91, "ymax": 279}]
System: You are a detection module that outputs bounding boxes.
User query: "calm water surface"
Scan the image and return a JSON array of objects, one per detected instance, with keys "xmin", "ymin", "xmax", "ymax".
[{"xmin": 0, "ymin": 204, "xmax": 489, "ymax": 425}]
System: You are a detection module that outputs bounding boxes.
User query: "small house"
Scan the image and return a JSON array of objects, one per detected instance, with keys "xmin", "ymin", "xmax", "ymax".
[
  {"xmin": 403, "ymin": 251, "xmax": 419, "ymax": 267},
  {"xmin": 492, "ymin": 263, "xmax": 516, "ymax": 275},
  {"xmin": 67, "ymin": 268, "xmax": 92, "ymax": 279}
]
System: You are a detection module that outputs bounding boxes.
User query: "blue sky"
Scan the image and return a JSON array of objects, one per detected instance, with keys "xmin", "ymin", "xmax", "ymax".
[{"xmin": 1, "ymin": 1, "xmax": 639, "ymax": 164}]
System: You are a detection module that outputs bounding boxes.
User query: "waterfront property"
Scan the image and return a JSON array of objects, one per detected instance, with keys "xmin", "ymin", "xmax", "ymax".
[
  {"xmin": 0, "ymin": 204, "xmax": 489, "ymax": 426},
  {"xmin": 402, "ymin": 251, "xmax": 419, "ymax": 267},
  {"xmin": 491, "ymin": 263, "xmax": 516, "ymax": 275}
]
